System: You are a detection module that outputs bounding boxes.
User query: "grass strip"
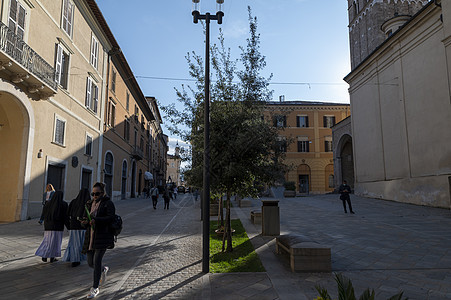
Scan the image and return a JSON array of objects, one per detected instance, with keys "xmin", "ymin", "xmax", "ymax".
[{"xmin": 210, "ymin": 219, "xmax": 265, "ymax": 273}]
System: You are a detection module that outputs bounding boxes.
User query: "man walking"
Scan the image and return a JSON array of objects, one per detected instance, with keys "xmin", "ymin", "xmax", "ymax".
[
  {"xmin": 339, "ymin": 180, "xmax": 355, "ymax": 214},
  {"xmin": 150, "ymin": 186, "xmax": 159, "ymax": 209}
]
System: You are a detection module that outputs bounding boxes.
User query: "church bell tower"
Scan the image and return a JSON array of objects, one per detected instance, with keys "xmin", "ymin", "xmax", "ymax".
[{"xmin": 347, "ymin": 0, "xmax": 428, "ymax": 69}]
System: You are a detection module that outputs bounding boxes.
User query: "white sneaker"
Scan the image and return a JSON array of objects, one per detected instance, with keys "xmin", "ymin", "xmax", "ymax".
[
  {"xmin": 100, "ymin": 266, "xmax": 109, "ymax": 285},
  {"xmin": 87, "ymin": 287, "xmax": 99, "ymax": 299}
]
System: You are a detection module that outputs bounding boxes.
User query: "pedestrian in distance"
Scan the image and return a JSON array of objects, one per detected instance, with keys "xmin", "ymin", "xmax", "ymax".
[
  {"xmin": 62, "ymin": 188, "xmax": 90, "ymax": 267},
  {"xmin": 194, "ymin": 189, "xmax": 199, "ymax": 201},
  {"xmin": 82, "ymin": 182, "xmax": 115, "ymax": 299},
  {"xmin": 163, "ymin": 187, "xmax": 171, "ymax": 209},
  {"xmin": 339, "ymin": 180, "xmax": 355, "ymax": 214},
  {"xmin": 150, "ymin": 186, "xmax": 159, "ymax": 209},
  {"xmin": 38, "ymin": 183, "xmax": 55, "ymax": 224},
  {"xmin": 35, "ymin": 190, "xmax": 68, "ymax": 263},
  {"xmin": 174, "ymin": 186, "xmax": 178, "ymax": 199}
]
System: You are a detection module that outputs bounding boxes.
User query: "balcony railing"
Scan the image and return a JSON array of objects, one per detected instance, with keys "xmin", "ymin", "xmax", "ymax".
[
  {"xmin": 131, "ymin": 146, "xmax": 144, "ymax": 161},
  {"xmin": 0, "ymin": 22, "xmax": 57, "ymax": 91}
]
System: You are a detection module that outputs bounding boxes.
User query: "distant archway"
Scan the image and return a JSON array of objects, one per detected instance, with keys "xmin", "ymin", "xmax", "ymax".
[
  {"xmin": 0, "ymin": 86, "xmax": 34, "ymax": 221},
  {"xmin": 297, "ymin": 164, "xmax": 311, "ymax": 193},
  {"xmin": 131, "ymin": 161, "xmax": 136, "ymax": 198},
  {"xmin": 337, "ymin": 134, "xmax": 354, "ymax": 188}
]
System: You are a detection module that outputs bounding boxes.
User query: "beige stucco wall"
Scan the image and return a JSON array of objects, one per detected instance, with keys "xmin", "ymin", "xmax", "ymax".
[
  {"xmin": 0, "ymin": 0, "xmax": 110, "ymax": 221},
  {"xmin": 346, "ymin": 3, "xmax": 451, "ymax": 208}
]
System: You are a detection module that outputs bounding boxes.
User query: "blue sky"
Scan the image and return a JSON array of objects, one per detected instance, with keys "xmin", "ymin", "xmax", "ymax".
[{"xmin": 96, "ymin": 0, "xmax": 351, "ymax": 154}]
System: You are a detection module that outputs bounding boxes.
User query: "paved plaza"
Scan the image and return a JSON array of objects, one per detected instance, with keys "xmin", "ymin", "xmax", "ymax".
[{"xmin": 1, "ymin": 190, "xmax": 451, "ymax": 299}]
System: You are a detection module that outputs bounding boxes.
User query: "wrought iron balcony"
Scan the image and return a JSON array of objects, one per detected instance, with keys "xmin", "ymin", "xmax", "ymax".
[
  {"xmin": 0, "ymin": 22, "xmax": 57, "ymax": 97},
  {"xmin": 131, "ymin": 146, "xmax": 144, "ymax": 161}
]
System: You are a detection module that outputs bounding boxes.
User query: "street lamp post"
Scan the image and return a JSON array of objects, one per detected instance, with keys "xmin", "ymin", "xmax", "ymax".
[{"xmin": 192, "ymin": 0, "xmax": 224, "ymax": 274}]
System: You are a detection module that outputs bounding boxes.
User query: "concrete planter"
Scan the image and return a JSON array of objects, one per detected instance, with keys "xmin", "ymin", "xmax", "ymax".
[{"xmin": 283, "ymin": 190, "xmax": 296, "ymax": 198}]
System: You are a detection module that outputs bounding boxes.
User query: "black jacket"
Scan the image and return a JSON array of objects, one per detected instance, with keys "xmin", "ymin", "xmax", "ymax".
[
  {"xmin": 43, "ymin": 191, "xmax": 69, "ymax": 231},
  {"xmin": 67, "ymin": 189, "xmax": 90, "ymax": 230},
  {"xmin": 82, "ymin": 196, "xmax": 115, "ymax": 252}
]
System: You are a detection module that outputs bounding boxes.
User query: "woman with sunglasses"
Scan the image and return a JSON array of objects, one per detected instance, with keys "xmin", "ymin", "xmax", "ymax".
[{"xmin": 82, "ymin": 182, "xmax": 115, "ymax": 299}]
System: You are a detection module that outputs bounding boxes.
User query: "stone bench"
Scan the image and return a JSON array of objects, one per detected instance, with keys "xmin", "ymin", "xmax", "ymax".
[
  {"xmin": 250, "ymin": 210, "xmax": 261, "ymax": 224},
  {"xmin": 276, "ymin": 234, "xmax": 331, "ymax": 273}
]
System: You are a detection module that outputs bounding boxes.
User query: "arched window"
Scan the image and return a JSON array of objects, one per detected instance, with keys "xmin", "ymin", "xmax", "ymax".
[
  {"xmin": 122, "ymin": 161, "xmax": 127, "ymax": 178},
  {"xmin": 105, "ymin": 152, "xmax": 113, "ymax": 175}
]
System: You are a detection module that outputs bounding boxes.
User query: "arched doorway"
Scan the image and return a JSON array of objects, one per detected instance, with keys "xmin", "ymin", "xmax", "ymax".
[
  {"xmin": 297, "ymin": 164, "xmax": 311, "ymax": 193},
  {"xmin": 325, "ymin": 164, "xmax": 334, "ymax": 192},
  {"xmin": 121, "ymin": 160, "xmax": 127, "ymax": 199},
  {"xmin": 131, "ymin": 161, "xmax": 136, "ymax": 198},
  {"xmin": 338, "ymin": 134, "xmax": 354, "ymax": 188},
  {"xmin": 0, "ymin": 90, "xmax": 33, "ymax": 222},
  {"xmin": 104, "ymin": 152, "xmax": 114, "ymax": 198}
]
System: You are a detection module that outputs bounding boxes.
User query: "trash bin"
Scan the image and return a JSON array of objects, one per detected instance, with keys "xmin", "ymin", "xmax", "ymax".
[{"xmin": 261, "ymin": 200, "xmax": 280, "ymax": 236}]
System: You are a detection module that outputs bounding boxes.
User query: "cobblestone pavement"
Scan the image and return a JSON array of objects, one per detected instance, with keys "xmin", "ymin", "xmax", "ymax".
[{"xmin": 2, "ymin": 189, "xmax": 451, "ymax": 299}]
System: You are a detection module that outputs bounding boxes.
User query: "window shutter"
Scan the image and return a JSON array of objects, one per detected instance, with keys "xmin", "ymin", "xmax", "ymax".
[
  {"xmin": 16, "ymin": 4, "xmax": 25, "ymax": 40},
  {"xmin": 8, "ymin": 0, "xmax": 18, "ymax": 32},
  {"xmin": 111, "ymin": 105, "xmax": 115, "ymax": 127},
  {"xmin": 331, "ymin": 116, "xmax": 335, "ymax": 127},
  {"xmin": 296, "ymin": 116, "xmax": 300, "ymax": 127},
  {"xmin": 55, "ymin": 119, "xmax": 65, "ymax": 145},
  {"xmin": 283, "ymin": 116, "xmax": 287, "ymax": 127},
  {"xmin": 323, "ymin": 116, "xmax": 327, "ymax": 128},
  {"xmin": 86, "ymin": 135, "xmax": 92, "ymax": 155},
  {"xmin": 93, "ymin": 84, "xmax": 98, "ymax": 113},
  {"xmin": 55, "ymin": 45, "xmax": 63, "ymax": 83},
  {"xmin": 85, "ymin": 77, "xmax": 92, "ymax": 108},
  {"xmin": 305, "ymin": 116, "xmax": 309, "ymax": 127}
]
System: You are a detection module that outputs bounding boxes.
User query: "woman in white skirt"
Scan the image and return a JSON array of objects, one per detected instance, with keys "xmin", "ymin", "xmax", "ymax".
[
  {"xmin": 63, "ymin": 188, "xmax": 90, "ymax": 267},
  {"xmin": 35, "ymin": 191, "xmax": 68, "ymax": 263}
]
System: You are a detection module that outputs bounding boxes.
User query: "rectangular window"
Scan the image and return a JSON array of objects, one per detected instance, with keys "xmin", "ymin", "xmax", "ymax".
[
  {"xmin": 273, "ymin": 115, "xmax": 286, "ymax": 128},
  {"xmin": 62, "ymin": 0, "xmax": 74, "ymax": 37},
  {"xmin": 134, "ymin": 105, "xmax": 139, "ymax": 123},
  {"xmin": 324, "ymin": 136, "xmax": 333, "ymax": 152},
  {"xmin": 323, "ymin": 116, "xmax": 336, "ymax": 128},
  {"xmin": 140, "ymin": 136, "xmax": 144, "ymax": 151},
  {"xmin": 55, "ymin": 44, "xmax": 69, "ymax": 89},
  {"xmin": 90, "ymin": 35, "xmax": 99, "ymax": 68},
  {"xmin": 8, "ymin": 0, "xmax": 26, "ymax": 40},
  {"xmin": 124, "ymin": 118, "xmax": 130, "ymax": 141},
  {"xmin": 85, "ymin": 77, "xmax": 98, "ymax": 113},
  {"xmin": 111, "ymin": 69, "xmax": 116, "ymax": 93},
  {"xmin": 297, "ymin": 137, "xmax": 309, "ymax": 152},
  {"xmin": 297, "ymin": 116, "xmax": 309, "ymax": 128},
  {"xmin": 107, "ymin": 100, "xmax": 116, "ymax": 127},
  {"xmin": 54, "ymin": 115, "xmax": 66, "ymax": 146},
  {"xmin": 126, "ymin": 92, "xmax": 130, "ymax": 111},
  {"xmin": 85, "ymin": 134, "xmax": 93, "ymax": 156}
]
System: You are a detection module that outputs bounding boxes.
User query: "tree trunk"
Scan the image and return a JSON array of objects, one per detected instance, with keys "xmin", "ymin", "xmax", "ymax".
[{"xmin": 226, "ymin": 191, "xmax": 233, "ymax": 252}]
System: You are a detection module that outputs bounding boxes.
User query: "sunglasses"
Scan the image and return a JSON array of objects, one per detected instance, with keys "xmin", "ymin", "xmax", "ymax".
[{"xmin": 91, "ymin": 192, "xmax": 102, "ymax": 196}]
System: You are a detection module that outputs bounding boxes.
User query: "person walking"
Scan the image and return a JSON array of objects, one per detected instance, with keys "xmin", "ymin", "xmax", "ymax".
[
  {"xmin": 63, "ymin": 188, "xmax": 90, "ymax": 267},
  {"xmin": 339, "ymin": 180, "xmax": 355, "ymax": 214},
  {"xmin": 150, "ymin": 186, "xmax": 159, "ymax": 209},
  {"xmin": 173, "ymin": 186, "xmax": 178, "ymax": 200},
  {"xmin": 82, "ymin": 182, "xmax": 115, "ymax": 299},
  {"xmin": 39, "ymin": 184, "xmax": 55, "ymax": 224},
  {"xmin": 163, "ymin": 187, "xmax": 171, "ymax": 210},
  {"xmin": 35, "ymin": 191, "xmax": 68, "ymax": 263}
]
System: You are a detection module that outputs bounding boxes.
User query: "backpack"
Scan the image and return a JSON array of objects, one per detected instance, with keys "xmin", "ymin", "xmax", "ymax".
[{"xmin": 110, "ymin": 214, "xmax": 123, "ymax": 241}]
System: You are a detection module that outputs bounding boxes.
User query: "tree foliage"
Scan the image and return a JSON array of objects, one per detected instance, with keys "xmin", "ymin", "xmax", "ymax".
[{"xmin": 161, "ymin": 7, "xmax": 286, "ymax": 252}]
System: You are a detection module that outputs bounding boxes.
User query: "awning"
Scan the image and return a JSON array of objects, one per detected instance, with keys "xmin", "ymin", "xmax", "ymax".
[{"xmin": 144, "ymin": 171, "xmax": 153, "ymax": 180}]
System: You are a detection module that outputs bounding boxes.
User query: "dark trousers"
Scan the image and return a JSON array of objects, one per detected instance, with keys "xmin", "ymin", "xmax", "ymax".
[
  {"xmin": 341, "ymin": 197, "xmax": 353, "ymax": 213},
  {"xmin": 87, "ymin": 249, "xmax": 106, "ymax": 289},
  {"xmin": 152, "ymin": 196, "xmax": 158, "ymax": 208},
  {"xmin": 164, "ymin": 199, "xmax": 169, "ymax": 209}
]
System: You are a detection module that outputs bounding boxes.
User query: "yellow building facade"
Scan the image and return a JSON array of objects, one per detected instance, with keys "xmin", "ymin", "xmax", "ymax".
[
  {"xmin": 0, "ymin": 0, "xmax": 168, "ymax": 222},
  {"xmin": 265, "ymin": 101, "xmax": 350, "ymax": 194}
]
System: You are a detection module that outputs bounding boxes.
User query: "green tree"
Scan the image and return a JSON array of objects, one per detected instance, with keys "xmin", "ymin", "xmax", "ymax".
[{"xmin": 161, "ymin": 7, "xmax": 286, "ymax": 253}]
